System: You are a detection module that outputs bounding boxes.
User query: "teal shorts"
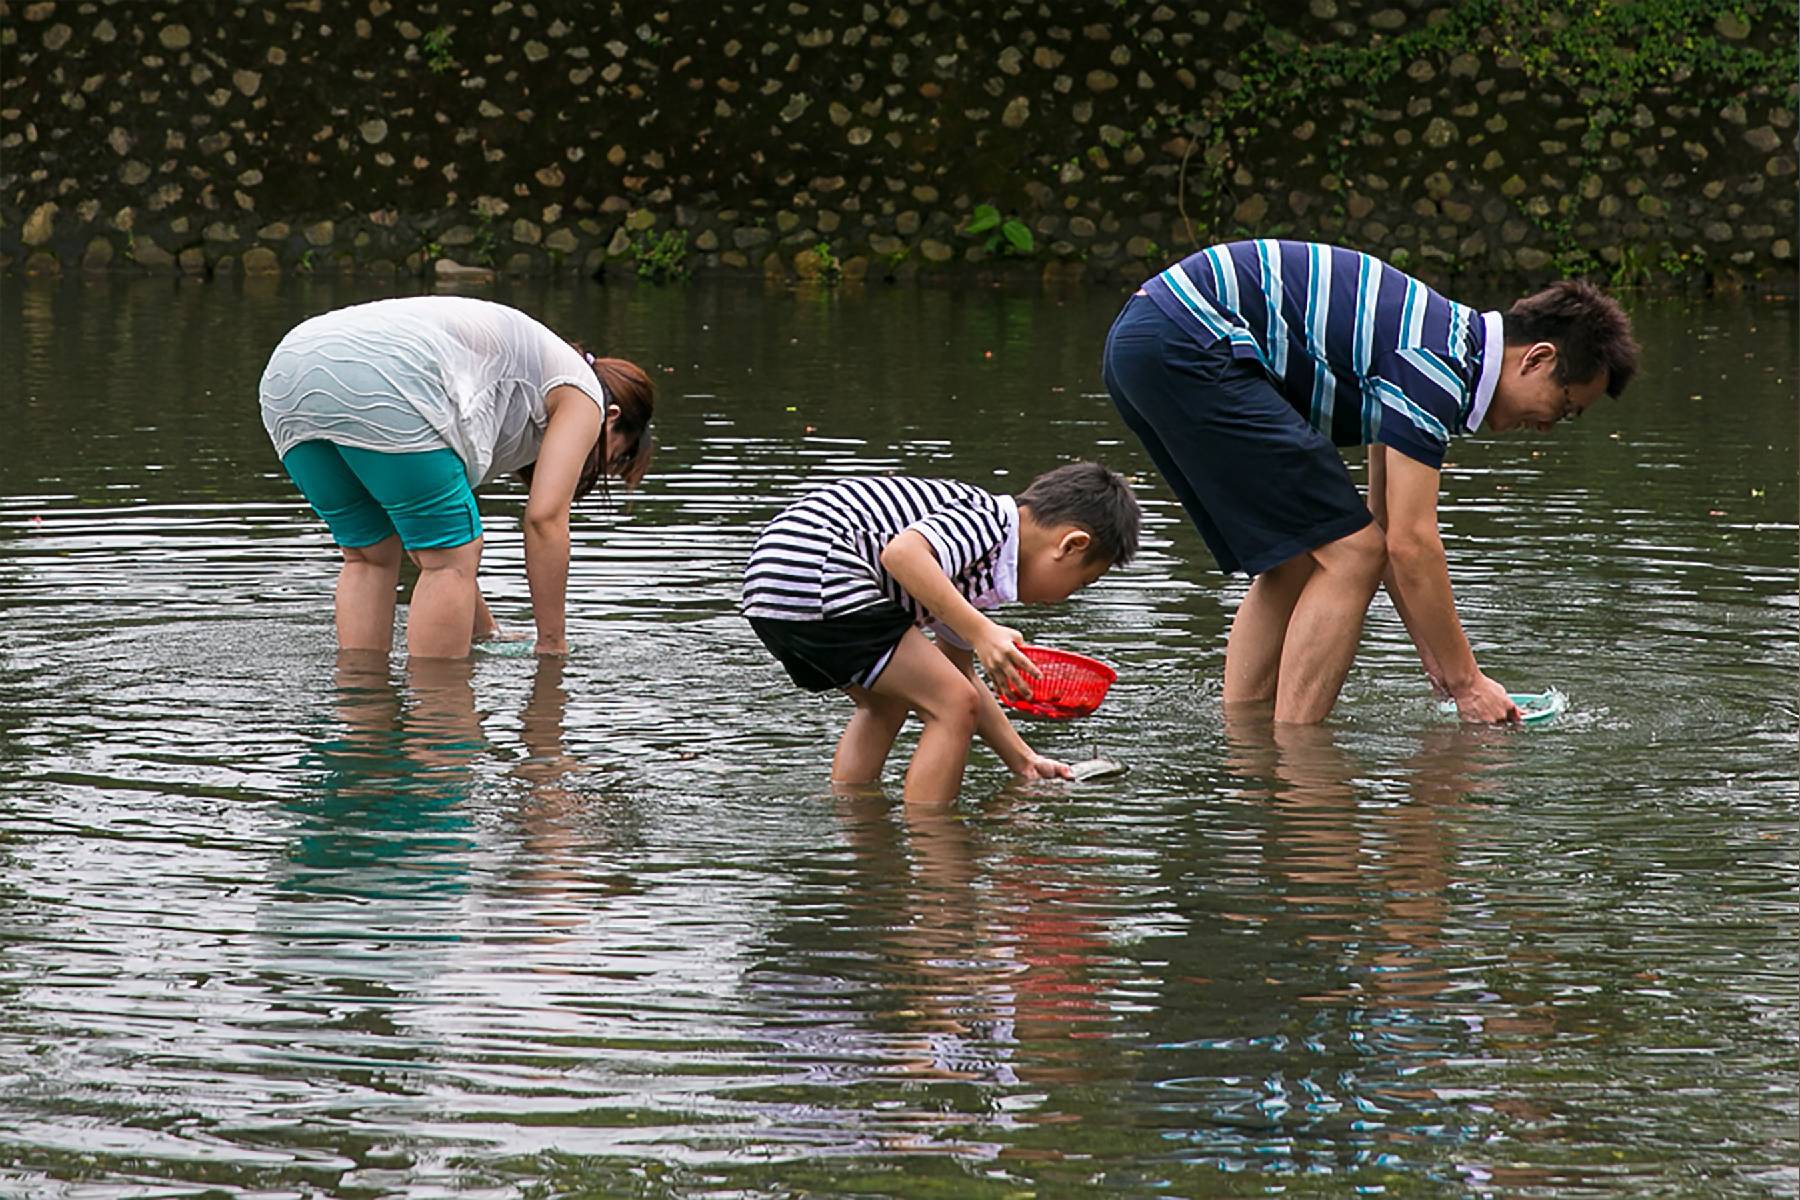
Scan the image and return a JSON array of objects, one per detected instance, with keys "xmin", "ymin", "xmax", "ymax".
[{"xmin": 281, "ymin": 442, "xmax": 481, "ymax": 550}]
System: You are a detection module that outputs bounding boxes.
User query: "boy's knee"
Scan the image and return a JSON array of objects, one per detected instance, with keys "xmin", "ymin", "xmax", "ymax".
[{"xmin": 920, "ymin": 677, "xmax": 981, "ymax": 732}]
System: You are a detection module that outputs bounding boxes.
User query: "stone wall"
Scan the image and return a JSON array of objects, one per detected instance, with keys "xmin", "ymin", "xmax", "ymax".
[{"xmin": 2, "ymin": 0, "xmax": 1794, "ymax": 288}]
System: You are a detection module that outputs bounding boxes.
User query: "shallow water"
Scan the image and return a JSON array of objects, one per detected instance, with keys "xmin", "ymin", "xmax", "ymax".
[{"xmin": 1, "ymin": 275, "xmax": 1794, "ymax": 1198}]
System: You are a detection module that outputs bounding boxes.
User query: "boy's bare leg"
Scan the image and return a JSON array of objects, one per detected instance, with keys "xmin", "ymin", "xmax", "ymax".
[
  {"xmin": 833, "ymin": 686, "xmax": 910, "ymax": 785},
  {"xmin": 1223, "ymin": 553, "xmax": 1315, "ymax": 704},
  {"xmin": 407, "ymin": 537, "xmax": 484, "ymax": 659},
  {"xmin": 1272, "ymin": 522, "xmax": 1387, "ymax": 723},
  {"xmin": 866, "ymin": 628, "xmax": 981, "ymax": 808},
  {"xmin": 336, "ymin": 535, "xmax": 403, "ymax": 652}
]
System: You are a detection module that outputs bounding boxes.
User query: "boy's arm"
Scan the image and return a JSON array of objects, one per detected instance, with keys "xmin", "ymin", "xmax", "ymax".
[
  {"xmin": 1379, "ymin": 447, "xmax": 1519, "ymax": 723},
  {"xmin": 937, "ymin": 642, "xmax": 1073, "ymax": 780},
  {"xmin": 879, "ymin": 529, "xmax": 1038, "ymax": 697}
]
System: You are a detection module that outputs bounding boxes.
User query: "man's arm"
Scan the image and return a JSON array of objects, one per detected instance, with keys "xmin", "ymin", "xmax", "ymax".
[
  {"xmin": 937, "ymin": 642, "xmax": 1071, "ymax": 780},
  {"xmin": 1378, "ymin": 445, "xmax": 1518, "ymax": 723},
  {"xmin": 1369, "ymin": 446, "xmax": 1444, "ymax": 694}
]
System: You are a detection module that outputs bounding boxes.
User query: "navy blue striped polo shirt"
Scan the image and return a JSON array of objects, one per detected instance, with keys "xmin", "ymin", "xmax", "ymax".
[{"xmin": 1141, "ymin": 240, "xmax": 1504, "ymax": 469}]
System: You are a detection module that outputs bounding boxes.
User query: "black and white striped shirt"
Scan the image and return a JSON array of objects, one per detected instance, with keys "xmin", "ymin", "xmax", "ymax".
[{"xmin": 741, "ymin": 476, "xmax": 1019, "ymax": 636}]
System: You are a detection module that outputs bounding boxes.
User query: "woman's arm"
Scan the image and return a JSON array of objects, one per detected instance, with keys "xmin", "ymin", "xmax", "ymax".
[
  {"xmin": 472, "ymin": 590, "xmax": 501, "ymax": 642},
  {"xmin": 522, "ymin": 385, "xmax": 603, "ymax": 655}
]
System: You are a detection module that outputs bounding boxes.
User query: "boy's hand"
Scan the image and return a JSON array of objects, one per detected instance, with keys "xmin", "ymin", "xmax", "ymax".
[
  {"xmin": 971, "ymin": 620, "xmax": 1040, "ymax": 699},
  {"xmin": 1016, "ymin": 753, "xmax": 1074, "ymax": 781},
  {"xmin": 1453, "ymin": 672, "xmax": 1520, "ymax": 723}
]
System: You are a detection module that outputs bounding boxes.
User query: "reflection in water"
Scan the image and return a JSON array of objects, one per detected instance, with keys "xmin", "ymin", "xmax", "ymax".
[
  {"xmin": 281, "ymin": 653, "xmax": 482, "ymax": 904},
  {"xmin": 0, "ymin": 280, "xmax": 1794, "ymax": 1197},
  {"xmin": 738, "ymin": 793, "xmax": 1124, "ymax": 1160},
  {"xmin": 1147, "ymin": 709, "xmax": 1539, "ymax": 1184}
]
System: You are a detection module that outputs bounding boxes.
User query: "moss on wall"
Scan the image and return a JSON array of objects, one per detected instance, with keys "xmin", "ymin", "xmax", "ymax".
[{"xmin": 2, "ymin": 0, "xmax": 1793, "ymax": 287}]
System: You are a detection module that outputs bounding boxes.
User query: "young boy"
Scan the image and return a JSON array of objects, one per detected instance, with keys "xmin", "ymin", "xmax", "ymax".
[
  {"xmin": 1104, "ymin": 239, "xmax": 1639, "ymax": 724},
  {"xmin": 743, "ymin": 462, "xmax": 1141, "ymax": 808}
]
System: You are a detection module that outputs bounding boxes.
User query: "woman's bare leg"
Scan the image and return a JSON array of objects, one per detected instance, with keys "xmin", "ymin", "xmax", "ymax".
[
  {"xmin": 336, "ymin": 536, "xmax": 403, "ymax": 652},
  {"xmin": 406, "ymin": 537, "xmax": 484, "ymax": 659}
]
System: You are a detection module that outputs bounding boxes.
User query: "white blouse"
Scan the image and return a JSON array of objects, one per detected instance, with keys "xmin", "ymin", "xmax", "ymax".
[{"xmin": 259, "ymin": 296, "xmax": 606, "ymax": 487}]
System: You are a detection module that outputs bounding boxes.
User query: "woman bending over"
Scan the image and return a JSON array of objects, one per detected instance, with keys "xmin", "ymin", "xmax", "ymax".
[{"xmin": 260, "ymin": 296, "xmax": 653, "ymax": 658}]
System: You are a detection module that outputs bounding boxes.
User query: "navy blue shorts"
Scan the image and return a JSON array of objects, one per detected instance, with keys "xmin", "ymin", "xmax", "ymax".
[{"xmin": 1102, "ymin": 294, "xmax": 1371, "ymax": 576}]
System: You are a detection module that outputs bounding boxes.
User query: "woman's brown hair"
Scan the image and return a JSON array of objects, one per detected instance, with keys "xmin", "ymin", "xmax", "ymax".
[{"xmin": 520, "ymin": 350, "xmax": 656, "ymax": 502}]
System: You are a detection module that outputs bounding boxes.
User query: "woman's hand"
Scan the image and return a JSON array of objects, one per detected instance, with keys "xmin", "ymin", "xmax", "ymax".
[
  {"xmin": 970, "ymin": 619, "xmax": 1039, "ymax": 700},
  {"xmin": 1015, "ymin": 753, "xmax": 1074, "ymax": 781},
  {"xmin": 1453, "ymin": 672, "xmax": 1520, "ymax": 723}
]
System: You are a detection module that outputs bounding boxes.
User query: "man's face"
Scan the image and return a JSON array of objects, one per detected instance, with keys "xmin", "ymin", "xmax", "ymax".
[{"xmin": 1491, "ymin": 342, "xmax": 1608, "ymax": 433}]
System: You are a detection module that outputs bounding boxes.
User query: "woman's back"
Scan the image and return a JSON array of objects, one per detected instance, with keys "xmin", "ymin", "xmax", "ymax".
[{"xmin": 259, "ymin": 296, "xmax": 604, "ymax": 486}]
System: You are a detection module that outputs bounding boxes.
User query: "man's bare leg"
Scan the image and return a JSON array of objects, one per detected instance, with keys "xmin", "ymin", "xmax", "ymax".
[
  {"xmin": 1223, "ymin": 554, "xmax": 1315, "ymax": 704},
  {"xmin": 1273, "ymin": 522, "xmax": 1387, "ymax": 723}
]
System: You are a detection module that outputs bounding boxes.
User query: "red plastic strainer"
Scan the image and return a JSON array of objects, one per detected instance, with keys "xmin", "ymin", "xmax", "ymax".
[{"xmin": 996, "ymin": 644, "xmax": 1117, "ymax": 719}]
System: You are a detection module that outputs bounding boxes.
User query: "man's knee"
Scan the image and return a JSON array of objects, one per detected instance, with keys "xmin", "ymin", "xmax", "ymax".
[{"xmin": 1314, "ymin": 521, "xmax": 1386, "ymax": 580}]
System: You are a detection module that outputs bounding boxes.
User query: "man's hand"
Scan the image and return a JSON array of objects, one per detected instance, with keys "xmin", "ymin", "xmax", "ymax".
[
  {"xmin": 1453, "ymin": 672, "xmax": 1521, "ymax": 723},
  {"xmin": 970, "ymin": 619, "xmax": 1039, "ymax": 699},
  {"xmin": 1015, "ymin": 753, "xmax": 1074, "ymax": 781}
]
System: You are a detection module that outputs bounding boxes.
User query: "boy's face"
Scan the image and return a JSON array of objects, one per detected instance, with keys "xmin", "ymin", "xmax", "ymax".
[{"xmin": 1018, "ymin": 528, "xmax": 1111, "ymax": 603}]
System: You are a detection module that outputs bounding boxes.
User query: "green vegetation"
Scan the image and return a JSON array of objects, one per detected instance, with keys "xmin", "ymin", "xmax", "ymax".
[
  {"xmin": 963, "ymin": 203, "xmax": 1034, "ymax": 256},
  {"xmin": 421, "ymin": 25, "xmax": 456, "ymax": 73},
  {"xmin": 633, "ymin": 229, "xmax": 689, "ymax": 282},
  {"xmin": 1138, "ymin": 0, "xmax": 1795, "ymax": 278},
  {"xmin": 811, "ymin": 240, "xmax": 842, "ymax": 283},
  {"xmin": 470, "ymin": 212, "xmax": 498, "ymax": 267}
]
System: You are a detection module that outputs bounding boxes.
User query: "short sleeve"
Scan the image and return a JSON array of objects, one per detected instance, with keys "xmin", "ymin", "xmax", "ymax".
[
  {"xmin": 903, "ymin": 490, "xmax": 1008, "ymax": 582},
  {"xmin": 1367, "ymin": 348, "xmax": 1458, "ymax": 469},
  {"xmin": 536, "ymin": 335, "xmax": 608, "ymax": 414}
]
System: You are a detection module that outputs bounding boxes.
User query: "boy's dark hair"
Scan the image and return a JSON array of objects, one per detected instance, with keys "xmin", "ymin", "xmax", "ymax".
[
  {"xmin": 1502, "ymin": 280, "xmax": 1639, "ymax": 398},
  {"xmin": 1018, "ymin": 461, "xmax": 1141, "ymax": 566}
]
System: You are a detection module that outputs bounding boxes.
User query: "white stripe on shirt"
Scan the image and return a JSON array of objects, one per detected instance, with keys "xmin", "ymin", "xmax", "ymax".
[{"xmin": 742, "ymin": 477, "xmax": 1019, "ymax": 626}]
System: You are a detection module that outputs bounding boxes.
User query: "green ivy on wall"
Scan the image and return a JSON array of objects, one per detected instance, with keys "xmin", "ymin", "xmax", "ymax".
[{"xmin": 1141, "ymin": 0, "xmax": 1796, "ymax": 277}]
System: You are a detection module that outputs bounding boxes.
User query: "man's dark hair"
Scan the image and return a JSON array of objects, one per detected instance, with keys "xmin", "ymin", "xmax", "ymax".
[
  {"xmin": 1018, "ymin": 461, "xmax": 1141, "ymax": 566},
  {"xmin": 1502, "ymin": 280, "xmax": 1640, "ymax": 398}
]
